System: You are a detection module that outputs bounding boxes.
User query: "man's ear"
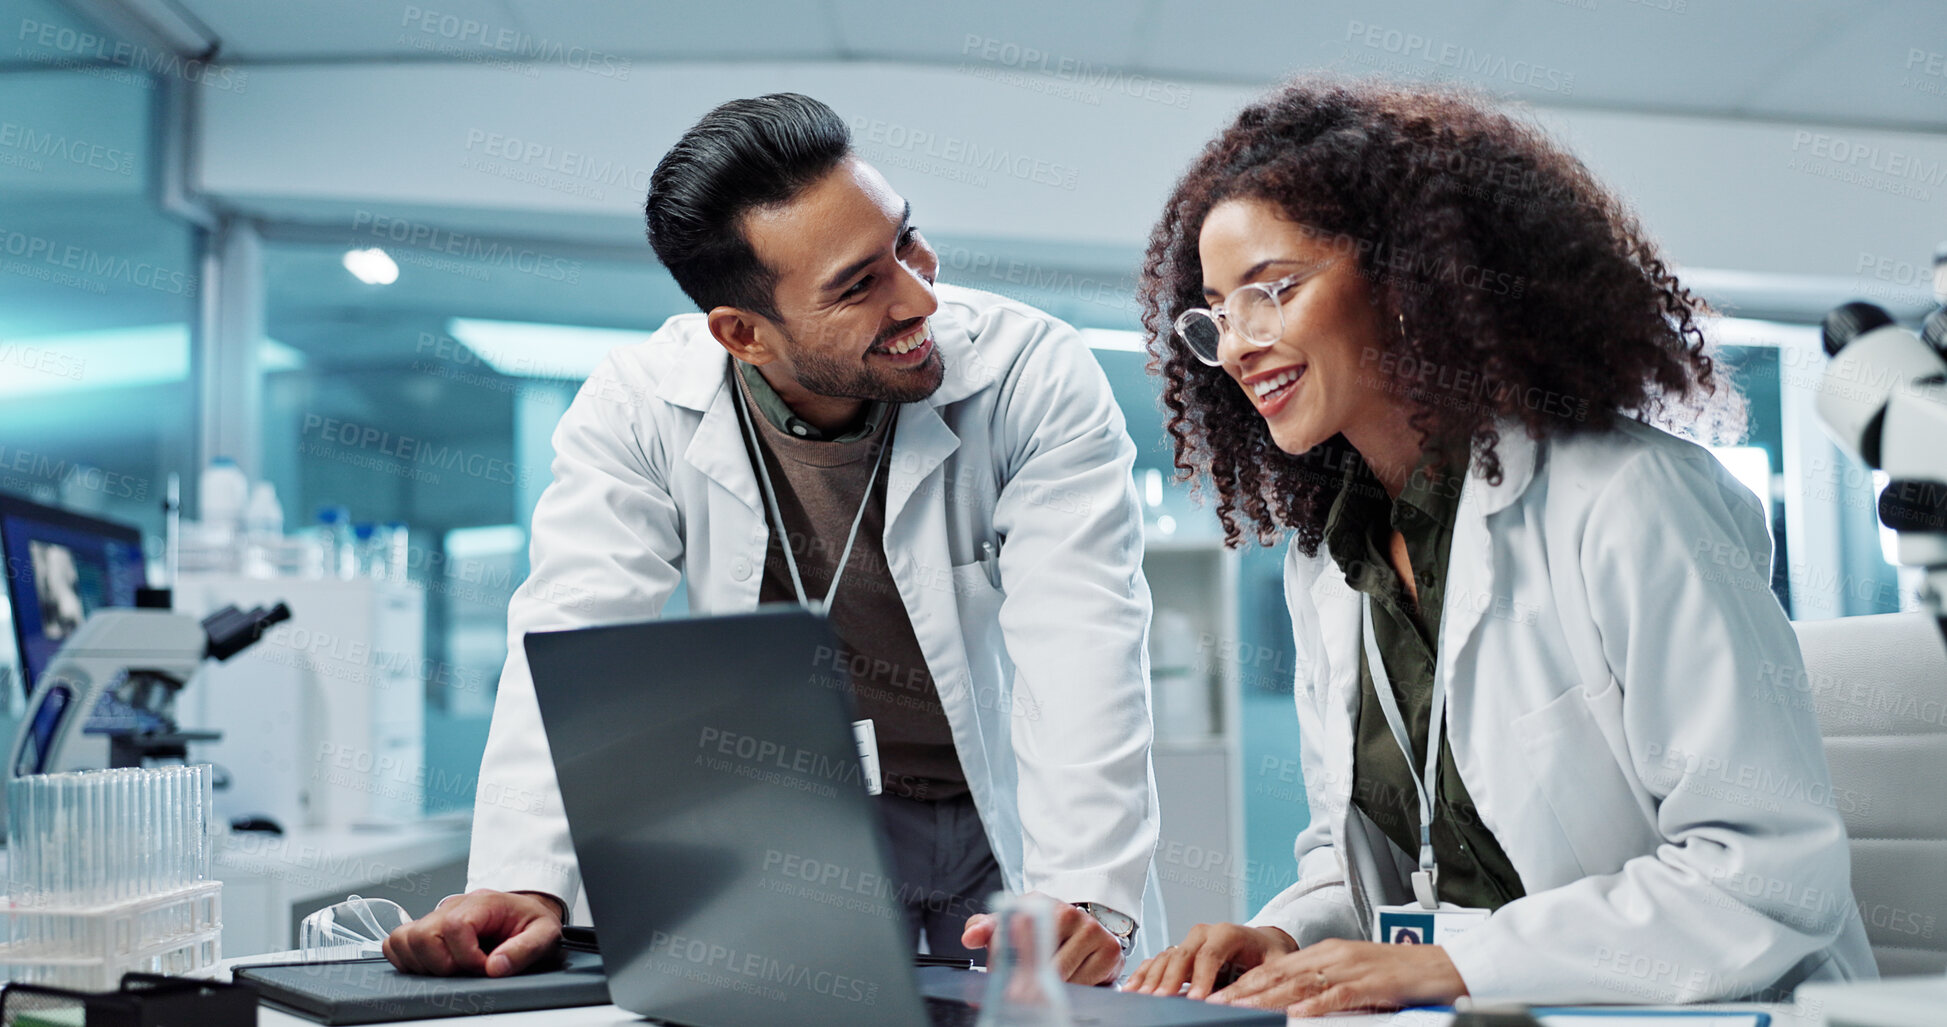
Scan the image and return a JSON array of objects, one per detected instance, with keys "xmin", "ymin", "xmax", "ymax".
[{"xmin": 705, "ymin": 307, "xmax": 779, "ymax": 367}]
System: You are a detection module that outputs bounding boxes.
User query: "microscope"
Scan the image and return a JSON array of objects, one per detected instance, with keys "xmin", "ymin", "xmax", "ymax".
[
  {"xmin": 8, "ymin": 600, "xmax": 290, "ymax": 779},
  {"xmin": 1815, "ymin": 290, "xmax": 1947, "ymax": 641}
]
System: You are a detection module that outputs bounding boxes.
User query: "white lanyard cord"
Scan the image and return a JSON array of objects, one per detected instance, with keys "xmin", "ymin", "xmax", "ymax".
[
  {"xmin": 1361, "ymin": 594, "xmax": 1447, "ymax": 909},
  {"xmin": 731, "ymin": 372, "xmax": 888, "ymax": 614}
]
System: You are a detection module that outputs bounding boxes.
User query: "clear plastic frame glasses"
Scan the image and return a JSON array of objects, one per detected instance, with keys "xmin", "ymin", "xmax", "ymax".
[{"xmin": 1173, "ymin": 260, "xmax": 1334, "ymax": 366}]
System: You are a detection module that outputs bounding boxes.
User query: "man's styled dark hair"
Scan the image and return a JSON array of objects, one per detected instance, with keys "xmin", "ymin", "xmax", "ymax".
[{"xmin": 645, "ymin": 93, "xmax": 853, "ymax": 321}]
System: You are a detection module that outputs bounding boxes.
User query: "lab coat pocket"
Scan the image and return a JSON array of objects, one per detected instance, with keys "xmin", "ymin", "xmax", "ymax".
[
  {"xmin": 1512, "ymin": 679, "xmax": 1659, "ymax": 880},
  {"xmin": 950, "ymin": 560, "xmax": 1011, "ymax": 711},
  {"xmin": 950, "ymin": 559, "xmax": 1006, "ymax": 654}
]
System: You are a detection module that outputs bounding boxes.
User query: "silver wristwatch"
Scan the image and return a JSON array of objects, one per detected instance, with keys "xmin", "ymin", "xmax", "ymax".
[{"xmin": 1074, "ymin": 902, "xmax": 1138, "ymax": 955}]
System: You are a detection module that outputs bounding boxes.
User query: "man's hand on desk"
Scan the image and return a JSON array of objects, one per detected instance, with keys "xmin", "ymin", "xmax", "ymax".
[
  {"xmin": 959, "ymin": 892, "xmax": 1125, "ymax": 986},
  {"xmin": 381, "ymin": 889, "xmax": 564, "ymax": 977}
]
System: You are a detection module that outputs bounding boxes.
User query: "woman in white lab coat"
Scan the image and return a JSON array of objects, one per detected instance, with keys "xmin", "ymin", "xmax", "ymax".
[{"xmin": 1125, "ymin": 78, "xmax": 1877, "ymax": 1014}]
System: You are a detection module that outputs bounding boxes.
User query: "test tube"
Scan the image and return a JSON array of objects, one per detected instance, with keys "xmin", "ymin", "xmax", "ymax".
[
  {"xmin": 144, "ymin": 769, "xmax": 159, "ymax": 896},
  {"xmin": 122, "ymin": 769, "xmax": 137, "ymax": 899},
  {"xmin": 7, "ymin": 775, "xmax": 26, "ymax": 901},
  {"xmin": 58, "ymin": 775, "xmax": 73, "ymax": 951},
  {"xmin": 179, "ymin": 765, "xmax": 193, "ymax": 887},
  {"xmin": 173, "ymin": 766, "xmax": 187, "ymax": 889},
  {"xmin": 164, "ymin": 766, "xmax": 178, "ymax": 891},
  {"xmin": 73, "ymin": 772, "xmax": 86, "ymax": 910},
  {"xmin": 186, "ymin": 766, "xmax": 200, "ymax": 883},
  {"xmin": 162, "ymin": 767, "xmax": 176, "ymax": 893},
  {"xmin": 30, "ymin": 776, "xmax": 43, "ymax": 948},
  {"xmin": 97, "ymin": 771, "xmax": 110, "ymax": 907},
  {"xmin": 42, "ymin": 775, "xmax": 57, "ymax": 904},
  {"xmin": 153, "ymin": 769, "xmax": 163, "ymax": 893},
  {"xmin": 110, "ymin": 771, "xmax": 125, "ymax": 903},
  {"xmin": 84, "ymin": 772, "xmax": 98, "ymax": 908},
  {"xmin": 194, "ymin": 764, "xmax": 212, "ymax": 881},
  {"xmin": 7, "ymin": 776, "xmax": 24, "ymax": 951},
  {"xmin": 88, "ymin": 772, "xmax": 99, "ymax": 905},
  {"xmin": 59, "ymin": 775, "xmax": 74, "ymax": 907},
  {"xmin": 98, "ymin": 771, "xmax": 111, "ymax": 905}
]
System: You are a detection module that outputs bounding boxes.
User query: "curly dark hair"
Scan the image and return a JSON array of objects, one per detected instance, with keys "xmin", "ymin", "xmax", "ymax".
[{"xmin": 1142, "ymin": 76, "xmax": 1745, "ymax": 552}]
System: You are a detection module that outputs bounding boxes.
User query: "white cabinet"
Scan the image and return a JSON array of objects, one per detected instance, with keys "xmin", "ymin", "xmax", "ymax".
[
  {"xmin": 1144, "ymin": 538, "xmax": 1249, "ymax": 931},
  {"xmin": 212, "ymin": 820, "xmax": 470, "ymax": 956},
  {"xmin": 174, "ymin": 575, "xmax": 426, "ymax": 831}
]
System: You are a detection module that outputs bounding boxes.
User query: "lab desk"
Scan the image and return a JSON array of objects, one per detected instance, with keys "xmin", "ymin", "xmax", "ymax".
[{"xmin": 221, "ymin": 953, "xmax": 1806, "ymax": 1027}]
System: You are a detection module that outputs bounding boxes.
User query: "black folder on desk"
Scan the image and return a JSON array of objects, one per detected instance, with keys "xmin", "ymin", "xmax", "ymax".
[{"xmin": 232, "ymin": 948, "xmax": 609, "ymax": 1024}]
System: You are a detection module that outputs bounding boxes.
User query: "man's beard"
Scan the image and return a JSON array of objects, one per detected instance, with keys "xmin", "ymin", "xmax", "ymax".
[{"xmin": 783, "ymin": 317, "xmax": 947, "ymax": 404}]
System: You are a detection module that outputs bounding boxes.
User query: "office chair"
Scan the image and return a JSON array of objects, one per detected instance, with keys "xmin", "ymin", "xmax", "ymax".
[{"xmin": 1792, "ymin": 612, "xmax": 1947, "ymax": 976}]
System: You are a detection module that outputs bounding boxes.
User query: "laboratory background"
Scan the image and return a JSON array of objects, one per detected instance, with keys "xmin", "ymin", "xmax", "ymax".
[{"xmin": 0, "ymin": 0, "xmax": 1944, "ymax": 981}]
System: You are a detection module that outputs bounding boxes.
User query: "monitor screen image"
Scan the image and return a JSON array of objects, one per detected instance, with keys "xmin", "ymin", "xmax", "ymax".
[
  {"xmin": 31, "ymin": 539, "xmax": 88, "ymax": 643},
  {"xmin": 0, "ymin": 494, "xmax": 145, "ymax": 695}
]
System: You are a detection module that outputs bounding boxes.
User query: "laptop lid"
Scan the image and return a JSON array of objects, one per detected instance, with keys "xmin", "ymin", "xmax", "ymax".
[
  {"xmin": 526, "ymin": 607, "xmax": 1284, "ymax": 1027},
  {"xmin": 525, "ymin": 607, "xmax": 930, "ymax": 1027}
]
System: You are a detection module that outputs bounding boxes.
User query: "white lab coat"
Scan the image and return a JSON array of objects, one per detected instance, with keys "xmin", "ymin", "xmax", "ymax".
[
  {"xmin": 467, "ymin": 284, "xmax": 1167, "ymax": 957},
  {"xmin": 1248, "ymin": 418, "xmax": 1877, "ymax": 1002}
]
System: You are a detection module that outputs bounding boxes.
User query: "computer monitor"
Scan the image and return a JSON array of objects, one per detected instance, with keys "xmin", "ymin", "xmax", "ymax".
[{"xmin": 0, "ymin": 493, "xmax": 145, "ymax": 696}]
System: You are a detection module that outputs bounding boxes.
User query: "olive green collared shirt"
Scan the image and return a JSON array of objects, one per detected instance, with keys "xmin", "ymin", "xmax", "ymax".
[
  {"xmin": 736, "ymin": 361, "xmax": 889, "ymax": 442},
  {"xmin": 1324, "ymin": 454, "xmax": 1526, "ymax": 912}
]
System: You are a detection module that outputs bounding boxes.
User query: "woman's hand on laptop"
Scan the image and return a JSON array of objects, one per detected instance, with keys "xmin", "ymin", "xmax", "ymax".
[
  {"xmin": 1204, "ymin": 939, "xmax": 1467, "ymax": 1015},
  {"xmin": 382, "ymin": 889, "xmax": 565, "ymax": 977},
  {"xmin": 960, "ymin": 892, "xmax": 1125, "ymax": 985},
  {"xmin": 1123, "ymin": 922, "xmax": 1296, "ymax": 999}
]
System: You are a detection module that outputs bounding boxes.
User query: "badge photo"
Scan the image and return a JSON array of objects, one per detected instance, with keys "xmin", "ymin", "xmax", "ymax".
[
  {"xmin": 1379, "ymin": 910, "xmax": 1436, "ymax": 944},
  {"xmin": 1375, "ymin": 904, "xmax": 1488, "ymax": 945}
]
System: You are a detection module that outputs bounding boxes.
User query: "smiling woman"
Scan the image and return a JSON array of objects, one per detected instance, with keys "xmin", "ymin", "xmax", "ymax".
[
  {"xmin": 1141, "ymin": 75, "xmax": 1746, "ymax": 552},
  {"xmin": 1127, "ymin": 77, "xmax": 1875, "ymax": 1015}
]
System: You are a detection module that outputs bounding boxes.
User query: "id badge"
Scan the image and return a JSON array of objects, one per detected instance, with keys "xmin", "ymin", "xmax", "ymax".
[
  {"xmin": 1374, "ymin": 904, "xmax": 1488, "ymax": 945},
  {"xmin": 852, "ymin": 719, "xmax": 883, "ymax": 796}
]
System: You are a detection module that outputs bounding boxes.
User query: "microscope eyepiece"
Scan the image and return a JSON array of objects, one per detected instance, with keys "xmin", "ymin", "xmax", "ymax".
[
  {"xmin": 1822, "ymin": 301, "xmax": 1897, "ymax": 357},
  {"xmin": 202, "ymin": 602, "xmax": 293, "ymax": 662}
]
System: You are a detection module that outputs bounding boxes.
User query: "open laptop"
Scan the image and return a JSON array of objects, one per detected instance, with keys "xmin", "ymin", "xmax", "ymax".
[{"xmin": 525, "ymin": 607, "xmax": 1282, "ymax": 1027}]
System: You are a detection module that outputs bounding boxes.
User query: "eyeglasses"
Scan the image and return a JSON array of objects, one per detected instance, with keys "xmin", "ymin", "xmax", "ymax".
[{"xmin": 1173, "ymin": 260, "xmax": 1333, "ymax": 366}]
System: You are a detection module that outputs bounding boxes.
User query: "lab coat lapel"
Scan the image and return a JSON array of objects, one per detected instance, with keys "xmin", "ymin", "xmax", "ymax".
[
  {"xmin": 673, "ymin": 354, "xmax": 762, "ymax": 517},
  {"xmin": 884, "ymin": 309, "xmax": 989, "ymax": 529},
  {"xmin": 886, "ymin": 403, "xmax": 958, "ymax": 531},
  {"xmin": 1307, "ymin": 554, "xmax": 1365, "ymax": 917},
  {"xmin": 1441, "ymin": 487, "xmax": 1494, "ymax": 684},
  {"xmin": 1439, "ymin": 423, "xmax": 1540, "ymax": 689},
  {"xmin": 1308, "ymin": 566, "xmax": 1362, "ymax": 723}
]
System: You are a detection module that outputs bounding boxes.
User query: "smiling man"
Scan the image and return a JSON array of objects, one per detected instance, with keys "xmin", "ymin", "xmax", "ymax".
[{"xmin": 383, "ymin": 93, "xmax": 1163, "ymax": 986}]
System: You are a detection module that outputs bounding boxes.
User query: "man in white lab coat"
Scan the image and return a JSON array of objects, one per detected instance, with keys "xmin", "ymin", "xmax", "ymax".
[{"xmin": 383, "ymin": 93, "xmax": 1163, "ymax": 984}]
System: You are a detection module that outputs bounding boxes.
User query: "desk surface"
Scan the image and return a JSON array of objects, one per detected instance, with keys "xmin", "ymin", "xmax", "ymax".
[
  {"xmin": 246, "ymin": 1003, "xmax": 1810, "ymax": 1027},
  {"xmin": 226, "ymin": 954, "xmax": 1806, "ymax": 1027}
]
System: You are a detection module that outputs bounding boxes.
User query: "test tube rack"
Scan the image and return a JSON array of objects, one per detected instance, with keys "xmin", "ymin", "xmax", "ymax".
[
  {"xmin": 0, "ymin": 882, "xmax": 222, "ymax": 992},
  {"xmin": 1, "ymin": 767, "xmax": 223, "ymax": 992}
]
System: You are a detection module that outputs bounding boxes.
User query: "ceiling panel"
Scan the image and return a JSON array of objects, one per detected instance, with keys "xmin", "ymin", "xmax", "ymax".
[
  {"xmin": 833, "ymin": 0, "xmax": 1147, "ymax": 70},
  {"xmin": 150, "ymin": 0, "xmax": 1946, "ymax": 131},
  {"xmin": 2, "ymin": 0, "xmax": 148, "ymax": 69},
  {"xmin": 181, "ymin": 0, "xmax": 841, "ymax": 62},
  {"xmin": 192, "ymin": 0, "xmax": 521, "ymax": 60},
  {"xmin": 1752, "ymin": 0, "xmax": 1947, "ymax": 127}
]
